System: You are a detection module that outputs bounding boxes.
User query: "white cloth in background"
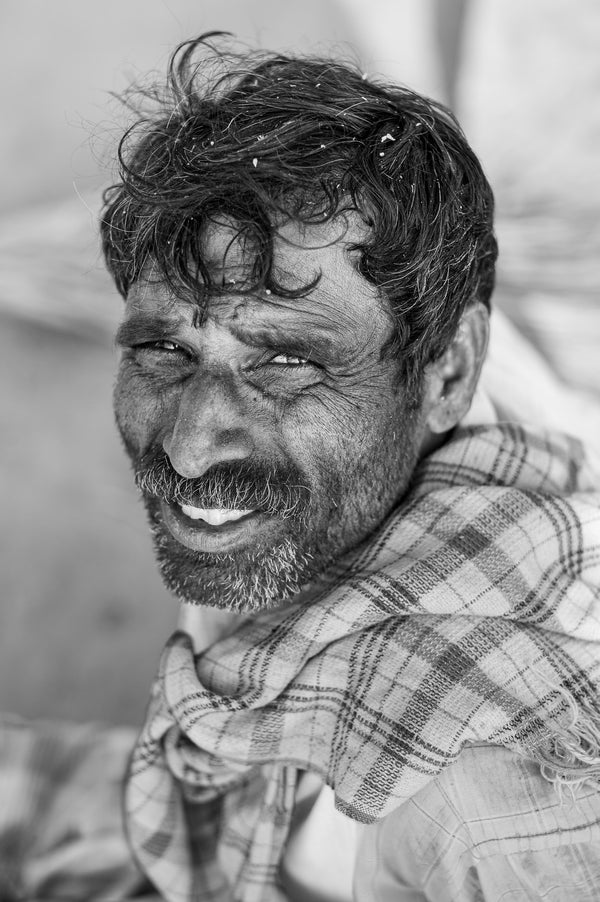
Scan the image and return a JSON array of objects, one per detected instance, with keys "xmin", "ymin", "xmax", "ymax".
[
  {"xmin": 482, "ymin": 311, "xmax": 600, "ymax": 456},
  {"xmin": 457, "ymin": 0, "xmax": 600, "ymax": 395}
]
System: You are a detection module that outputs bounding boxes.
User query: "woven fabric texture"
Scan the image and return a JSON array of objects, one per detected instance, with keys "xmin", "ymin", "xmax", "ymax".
[{"xmin": 125, "ymin": 423, "xmax": 600, "ymax": 902}]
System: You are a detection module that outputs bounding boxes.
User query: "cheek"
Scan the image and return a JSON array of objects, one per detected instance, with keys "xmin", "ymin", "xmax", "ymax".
[
  {"xmin": 113, "ymin": 364, "xmax": 176, "ymax": 458},
  {"xmin": 283, "ymin": 381, "xmax": 422, "ymax": 530},
  {"xmin": 278, "ymin": 384, "xmax": 395, "ymax": 495}
]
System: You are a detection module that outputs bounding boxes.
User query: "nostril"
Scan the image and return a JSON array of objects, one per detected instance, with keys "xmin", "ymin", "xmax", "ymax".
[{"xmin": 163, "ymin": 427, "xmax": 252, "ymax": 480}]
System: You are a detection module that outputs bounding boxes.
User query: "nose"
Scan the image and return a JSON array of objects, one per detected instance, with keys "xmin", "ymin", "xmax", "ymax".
[{"xmin": 163, "ymin": 371, "xmax": 253, "ymax": 478}]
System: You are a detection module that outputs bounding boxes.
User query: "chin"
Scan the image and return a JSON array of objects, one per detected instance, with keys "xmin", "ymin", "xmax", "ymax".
[{"xmin": 151, "ymin": 524, "xmax": 316, "ymax": 614}]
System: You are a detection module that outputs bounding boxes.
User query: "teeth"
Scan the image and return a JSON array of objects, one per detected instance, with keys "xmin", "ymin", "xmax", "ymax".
[{"xmin": 179, "ymin": 505, "xmax": 254, "ymax": 526}]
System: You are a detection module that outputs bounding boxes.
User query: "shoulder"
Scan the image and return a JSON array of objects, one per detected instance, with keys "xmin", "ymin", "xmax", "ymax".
[
  {"xmin": 355, "ymin": 744, "xmax": 600, "ymax": 901},
  {"xmin": 406, "ymin": 744, "xmax": 600, "ymax": 856}
]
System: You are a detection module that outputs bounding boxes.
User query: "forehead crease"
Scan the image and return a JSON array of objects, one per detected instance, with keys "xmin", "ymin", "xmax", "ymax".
[{"xmin": 227, "ymin": 293, "xmax": 365, "ymax": 336}]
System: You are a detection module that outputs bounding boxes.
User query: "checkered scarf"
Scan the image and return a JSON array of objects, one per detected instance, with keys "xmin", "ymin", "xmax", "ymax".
[{"xmin": 125, "ymin": 424, "xmax": 600, "ymax": 902}]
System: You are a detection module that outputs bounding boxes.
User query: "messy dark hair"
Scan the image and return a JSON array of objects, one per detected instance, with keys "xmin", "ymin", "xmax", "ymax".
[{"xmin": 101, "ymin": 33, "xmax": 497, "ymax": 395}]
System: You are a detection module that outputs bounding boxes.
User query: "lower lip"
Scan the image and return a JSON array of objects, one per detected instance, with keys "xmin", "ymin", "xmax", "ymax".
[{"xmin": 159, "ymin": 501, "xmax": 275, "ymax": 553}]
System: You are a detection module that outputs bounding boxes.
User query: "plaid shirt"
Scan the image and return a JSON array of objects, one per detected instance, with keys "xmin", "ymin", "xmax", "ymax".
[{"xmin": 124, "ymin": 423, "xmax": 600, "ymax": 902}]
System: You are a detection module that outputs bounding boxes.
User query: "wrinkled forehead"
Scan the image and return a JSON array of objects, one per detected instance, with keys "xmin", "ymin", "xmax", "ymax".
[
  {"xmin": 199, "ymin": 213, "xmax": 370, "ymax": 291},
  {"xmin": 124, "ymin": 213, "xmax": 394, "ymax": 350}
]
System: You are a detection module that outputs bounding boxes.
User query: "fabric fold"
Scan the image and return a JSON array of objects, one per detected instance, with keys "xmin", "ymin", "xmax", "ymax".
[{"xmin": 125, "ymin": 423, "xmax": 600, "ymax": 902}]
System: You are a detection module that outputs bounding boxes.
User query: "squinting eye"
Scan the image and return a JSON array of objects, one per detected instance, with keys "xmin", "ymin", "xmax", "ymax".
[
  {"xmin": 270, "ymin": 353, "xmax": 310, "ymax": 366},
  {"xmin": 130, "ymin": 339, "xmax": 191, "ymax": 363},
  {"xmin": 149, "ymin": 340, "xmax": 181, "ymax": 351}
]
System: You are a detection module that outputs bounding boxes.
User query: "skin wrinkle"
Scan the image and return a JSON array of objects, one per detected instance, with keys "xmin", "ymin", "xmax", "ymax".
[
  {"xmin": 128, "ymin": 221, "xmax": 387, "ymax": 376},
  {"xmin": 122, "ymin": 239, "xmax": 388, "ymax": 398},
  {"xmin": 102, "ymin": 36, "xmax": 496, "ymax": 621},
  {"xmin": 113, "ymin": 216, "xmax": 443, "ymax": 612},
  {"xmin": 117, "ymin": 309, "xmax": 372, "ymax": 408},
  {"xmin": 102, "ymin": 40, "xmax": 497, "ymax": 392}
]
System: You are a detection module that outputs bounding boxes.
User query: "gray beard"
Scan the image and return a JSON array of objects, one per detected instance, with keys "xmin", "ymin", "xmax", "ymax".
[{"xmin": 145, "ymin": 503, "xmax": 316, "ymax": 613}]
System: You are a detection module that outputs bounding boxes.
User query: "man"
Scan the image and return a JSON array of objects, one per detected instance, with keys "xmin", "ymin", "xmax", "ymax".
[{"xmin": 101, "ymin": 35, "xmax": 600, "ymax": 901}]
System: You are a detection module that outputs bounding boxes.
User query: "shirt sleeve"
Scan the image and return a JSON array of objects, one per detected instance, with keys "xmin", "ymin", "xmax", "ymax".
[{"xmin": 353, "ymin": 744, "xmax": 600, "ymax": 901}]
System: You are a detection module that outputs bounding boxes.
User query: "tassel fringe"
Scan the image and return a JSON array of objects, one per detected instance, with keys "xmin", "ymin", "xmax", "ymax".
[{"xmin": 531, "ymin": 680, "xmax": 600, "ymax": 800}]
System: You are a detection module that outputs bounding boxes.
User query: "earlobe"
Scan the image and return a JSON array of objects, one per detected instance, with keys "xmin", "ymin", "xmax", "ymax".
[{"xmin": 425, "ymin": 303, "xmax": 490, "ymax": 434}]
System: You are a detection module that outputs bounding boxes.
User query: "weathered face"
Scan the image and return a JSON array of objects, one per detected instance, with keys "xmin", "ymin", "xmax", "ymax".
[{"xmin": 113, "ymin": 216, "xmax": 432, "ymax": 612}]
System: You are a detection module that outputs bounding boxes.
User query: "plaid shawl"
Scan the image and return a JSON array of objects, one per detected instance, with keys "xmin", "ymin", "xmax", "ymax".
[{"xmin": 125, "ymin": 424, "xmax": 600, "ymax": 902}]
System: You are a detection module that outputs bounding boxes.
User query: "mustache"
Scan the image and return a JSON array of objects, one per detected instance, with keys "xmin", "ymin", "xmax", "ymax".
[{"xmin": 134, "ymin": 448, "xmax": 311, "ymax": 520}]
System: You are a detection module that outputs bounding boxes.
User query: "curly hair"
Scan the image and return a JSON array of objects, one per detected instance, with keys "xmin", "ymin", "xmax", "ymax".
[{"xmin": 101, "ymin": 33, "xmax": 497, "ymax": 395}]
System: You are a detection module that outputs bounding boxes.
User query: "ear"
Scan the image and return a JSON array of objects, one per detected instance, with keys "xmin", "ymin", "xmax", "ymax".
[{"xmin": 423, "ymin": 302, "xmax": 490, "ymax": 434}]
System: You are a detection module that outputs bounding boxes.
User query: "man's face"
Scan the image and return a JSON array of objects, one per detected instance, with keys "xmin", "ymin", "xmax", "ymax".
[{"xmin": 114, "ymin": 216, "xmax": 432, "ymax": 613}]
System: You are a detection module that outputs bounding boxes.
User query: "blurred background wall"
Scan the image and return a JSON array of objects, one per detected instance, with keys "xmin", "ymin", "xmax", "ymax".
[{"xmin": 1, "ymin": 0, "xmax": 598, "ymax": 725}]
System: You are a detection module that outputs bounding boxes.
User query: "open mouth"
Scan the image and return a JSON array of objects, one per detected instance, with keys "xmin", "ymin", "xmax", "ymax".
[
  {"xmin": 179, "ymin": 503, "xmax": 256, "ymax": 527},
  {"xmin": 159, "ymin": 500, "xmax": 274, "ymax": 553}
]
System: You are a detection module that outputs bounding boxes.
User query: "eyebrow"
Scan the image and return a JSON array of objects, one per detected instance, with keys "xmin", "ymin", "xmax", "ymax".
[
  {"xmin": 114, "ymin": 311, "xmax": 351, "ymax": 367},
  {"xmin": 114, "ymin": 315, "xmax": 187, "ymax": 348},
  {"xmin": 230, "ymin": 323, "xmax": 337, "ymax": 359}
]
